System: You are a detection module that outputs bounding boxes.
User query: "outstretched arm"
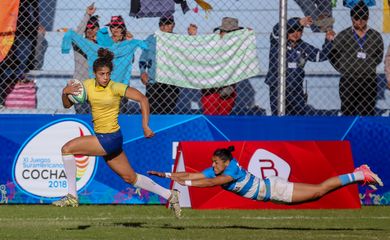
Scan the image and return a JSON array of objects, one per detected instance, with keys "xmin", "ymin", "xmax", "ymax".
[
  {"xmin": 174, "ymin": 175, "xmax": 233, "ymax": 187},
  {"xmin": 148, "ymin": 171, "xmax": 233, "ymax": 187},
  {"xmin": 148, "ymin": 171, "xmax": 205, "ymax": 180},
  {"xmin": 75, "ymin": 3, "xmax": 96, "ymax": 34},
  {"xmin": 124, "ymin": 87, "xmax": 154, "ymax": 138}
]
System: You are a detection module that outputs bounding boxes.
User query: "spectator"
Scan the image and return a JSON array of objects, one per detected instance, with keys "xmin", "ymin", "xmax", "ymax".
[
  {"xmin": 200, "ymin": 17, "xmax": 244, "ymax": 115},
  {"xmin": 61, "ymin": 30, "xmax": 147, "ymax": 89},
  {"xmin": 293, "ymin": 0, "xmax": 335, "ymax": 32},
  {"xmin": 72, "ymin": 3, "xmax": 98, "ymax": 114},
  {"xmin": 265, "ymin": 17, "xmax": 335, "ymax": 115},
  {"xmin": 0, "ymin": 0, "xmax": 39, "ymax": 107},
  {"xmin": 101, "ymin": 15, "xmax": 135, "ymax": 114},
  {"xmin": 15, "ymin": 0, "xmax": 40, "ymax": 79},
  {"xmin": 385, "ymin": 44, "xmax": 390, "ymax": 89},
  {"xmin": 32, "ymin": 24, "xmax": 48, "ymax": 71},
  {"xmin": 139, "ymin": 16, "xmax": 180, "ymax": 114},
  {"xmin": 187, "ymin": 23, "xmax": 198, "ymax": 36},
  {"xmin": 329, "ymin": 1, "xmax": 383, "ymax": 116},
  {"xmin": 99, "ymin": 15, "xmax": 133, "ymax": 46}
]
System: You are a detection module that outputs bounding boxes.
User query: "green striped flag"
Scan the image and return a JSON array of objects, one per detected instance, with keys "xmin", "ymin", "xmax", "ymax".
[{"xmin": 155, "ymin": 29, "xmax": 261, "ymax": 89}]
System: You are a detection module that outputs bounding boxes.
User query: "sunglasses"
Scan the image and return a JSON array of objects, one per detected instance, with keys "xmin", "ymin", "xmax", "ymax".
[{"xmin": 110, "ymin": 24, "xmax": 124, "ymax": 29}]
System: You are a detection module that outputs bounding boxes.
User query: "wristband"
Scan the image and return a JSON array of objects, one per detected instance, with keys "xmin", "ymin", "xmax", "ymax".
[
  {"xmin": 184, "ymin": 180, "xmax": 192, "ymax": 186},
  {"xmin": 165, "ymin": 172, "xmax": 171, "ymax": 178}
]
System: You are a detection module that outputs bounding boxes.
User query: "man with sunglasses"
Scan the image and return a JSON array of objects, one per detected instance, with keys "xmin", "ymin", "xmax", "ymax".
[
  {"xmin": 329, "ymin": 1, "xmax": 383, "ymax": 116},
  {"xmin": 265, "ymin": 16, "xmax": 335, "ymax": 115}
]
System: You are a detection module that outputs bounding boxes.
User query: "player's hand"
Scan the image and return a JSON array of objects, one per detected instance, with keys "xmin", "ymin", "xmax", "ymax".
[
  {"xmin": 143, "ymin": 126, "xmax": 154, "ymax": 138},
  {"xmin": 140, "ymin": 72, "xmax": 149, "ymax": 85},
  {"xmin": 147, "ymin": 171, "xmax": 166, "ymax": 178},
  {"xmin": 64, "ymin": 80, "xmax": 82, "ymax": 95},
  {"xmin": 171, "ymin": 176, "xmax": 185, "ymax": 185}
]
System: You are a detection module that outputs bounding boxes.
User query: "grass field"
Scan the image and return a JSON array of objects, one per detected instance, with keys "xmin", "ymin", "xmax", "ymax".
[{"xmin": 1, "ymin": 205, "xmax": 390, "ymax": 240}]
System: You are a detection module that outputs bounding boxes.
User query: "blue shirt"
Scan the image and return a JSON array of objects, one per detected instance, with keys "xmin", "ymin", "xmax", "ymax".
[
  {"xmin": 62, "ymin": 30, "xmax": 148, "ymax": 85},
  {"xmin": 202, "ymin": 159, "xmax": 262, "ymax": 200}
]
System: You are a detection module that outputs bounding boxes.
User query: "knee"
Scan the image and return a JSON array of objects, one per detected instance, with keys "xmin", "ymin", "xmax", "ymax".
[
  {"xmin": 61, "ymin": 142, "xmax": 74, "ymax": 155},
  {"xmin": 122, "ymin": 174, "xmax": 137, "ymax": 185}
]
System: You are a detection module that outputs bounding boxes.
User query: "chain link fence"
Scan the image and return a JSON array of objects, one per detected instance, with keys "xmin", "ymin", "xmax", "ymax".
[{"xmin": 0, "ymin": 0, "xmax": 389, "ymax": 115}]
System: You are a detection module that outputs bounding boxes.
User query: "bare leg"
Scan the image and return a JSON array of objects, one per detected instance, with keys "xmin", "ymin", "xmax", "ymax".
[
  {"xmin": 106, "ymin": 152, "xmax": 171, "ymax": 200},
  {"xmin": 61, "ymin": 135, "xmax": 106, "ymax": 156},
  {"xmin": 291, "ymin": 176, "xmax": 342, "ymax": 203},
  {"xmin": 53, "ymin": 136, "xmax": 107, "ymax": 204},
  {"xmin": 105, "ymin": 151, "xmax": 137, "ymax": 184}
]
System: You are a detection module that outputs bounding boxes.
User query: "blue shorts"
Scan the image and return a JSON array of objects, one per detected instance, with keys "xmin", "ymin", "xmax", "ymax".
[{"xmin": 96, "ymin": 130, "xmax": 123, "ymax": 158}]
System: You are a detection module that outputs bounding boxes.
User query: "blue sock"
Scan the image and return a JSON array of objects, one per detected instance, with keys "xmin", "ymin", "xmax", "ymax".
[{"xmin": 338, "ymin": 173, "xmax": 356, "ymax": 186}]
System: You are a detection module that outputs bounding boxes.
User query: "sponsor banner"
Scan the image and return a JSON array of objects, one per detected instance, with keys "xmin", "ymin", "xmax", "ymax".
[
  {"xmin": 172, "ymin": 141, "xmax": 360, "ymax": 209},
  {"xmin": 0, "ymin": 115, "xmax": 389, "ymax": 205},
  {"xmin": 13, "ymin": 120, "xmax": 97, "ymax": 199}
]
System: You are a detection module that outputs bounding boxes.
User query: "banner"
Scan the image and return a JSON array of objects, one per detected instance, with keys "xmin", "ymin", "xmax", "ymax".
[
  {"xmin": 155, "ymin": 29, "xmax": 261, "ymax": 89},
  {"xmin": 0, "ymin": 115, "xmax": 389, "ymax": 205},
  {"xmin": 172, "ymin": 141, "xmax": 361, "ymax": 209},
  {"xmin": 0, "ymin": 0, "xmax": 19, "ymax": 62}
]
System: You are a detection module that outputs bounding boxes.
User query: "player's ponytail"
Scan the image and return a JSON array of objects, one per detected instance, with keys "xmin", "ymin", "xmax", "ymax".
[
  {"xmin": 93, "ymin": 48, "xmax": 114, "ymax": 72},
  {"xmin": 213, "ymin": 146, "xmax": 234, "ymax": 162}
]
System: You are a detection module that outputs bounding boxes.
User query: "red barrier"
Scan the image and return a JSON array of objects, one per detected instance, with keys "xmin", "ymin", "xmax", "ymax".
[{"xmin": 172, "ymin": 141, "xmax": 360, "ymax": 209}]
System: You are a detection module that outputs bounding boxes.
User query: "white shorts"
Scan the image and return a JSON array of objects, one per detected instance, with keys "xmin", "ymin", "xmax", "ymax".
[{"xmin": 258, "ymin": 176, "xmax": 294, "ymax": 203}]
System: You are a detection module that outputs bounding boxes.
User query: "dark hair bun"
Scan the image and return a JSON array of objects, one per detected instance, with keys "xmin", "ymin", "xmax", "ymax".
[
  {"xmin": 227, "ymin": 146, "xmax": 235, "ymax": 153},
  {"xmin": 97, "ymin": 48, "xmax": 114, "ymax": 62}
]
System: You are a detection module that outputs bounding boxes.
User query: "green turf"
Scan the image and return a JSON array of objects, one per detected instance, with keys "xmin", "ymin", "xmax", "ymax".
[{"xmin": 0, "ymin": 205, "xmax": 389, "ymax": 240}]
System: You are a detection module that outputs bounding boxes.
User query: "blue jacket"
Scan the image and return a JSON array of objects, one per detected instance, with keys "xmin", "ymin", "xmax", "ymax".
[
  {"xmin": 96, "ymin": 27, "xmax": 116, "ymax": 47},
  {"xmin": 62, "ymin": 29, "xmax": 148, "ymax": 85},
  {"xmin": 265, "ymin": 22, "xmax": 333, "ymax": 89},
  {"xmin": 139, "ymin": 34, "xmax": 157, "ymax": 84}
]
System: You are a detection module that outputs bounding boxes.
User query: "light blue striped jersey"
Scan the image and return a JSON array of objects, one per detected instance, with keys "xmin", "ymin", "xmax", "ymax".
[{"xmin": 202, "ymin": 159, "xmax": 262, "ymax": 200}]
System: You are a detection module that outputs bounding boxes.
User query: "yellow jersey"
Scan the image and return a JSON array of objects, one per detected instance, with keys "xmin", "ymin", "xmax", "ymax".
[{"xmin": 83, "ymin": 79, "xmax": 128, "ymax": 133}]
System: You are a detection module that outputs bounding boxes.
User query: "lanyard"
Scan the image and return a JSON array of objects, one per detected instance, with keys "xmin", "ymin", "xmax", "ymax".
[{"xmin": 353, "ymin": 30, "xmax": 367, "ymax": 50}]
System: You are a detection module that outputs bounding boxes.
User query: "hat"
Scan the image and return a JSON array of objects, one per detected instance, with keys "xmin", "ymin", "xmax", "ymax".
[
  {"xmin": 106, "ymin": 15, "xmax": 126, "ymax": 27},
  {"xmin": 214, "ymin": 17, "xmax": 243, "ymax": 32},
  {"xmin": 159, "ymin": 15, "xmax": 175, "ymax": 26},
  {"xmin": 350, "ymin": 1, "xmax": 369, "ymax": 20},
  {"xmin": 287, "ymin": 17, "xmax": 304, "ymax": 33},
  {"xmin": 86, "ymin": 15, "xmax": 99, "ymax": 29}
]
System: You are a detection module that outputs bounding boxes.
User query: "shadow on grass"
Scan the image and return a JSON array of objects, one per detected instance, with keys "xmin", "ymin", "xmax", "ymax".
[
  {"xmin": 111, "ymin": 222, "xmax": 384, "ymax": 231},
  {"xmin": 63, "ymin": 225, "xmax": 91, "ymax": 230}
]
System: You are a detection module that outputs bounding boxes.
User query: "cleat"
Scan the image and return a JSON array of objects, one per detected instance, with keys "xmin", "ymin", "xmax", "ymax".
[
  {"xmin": 354, "ymin": 164, "xmax": 384, "ymax": 189},
  {"xmin": 168, "ymin": 189, "xmax": 182, "ymax": 219},
  {"xmin": 52, "ymin": 194, "xmax": 79, "ymax": 207}
]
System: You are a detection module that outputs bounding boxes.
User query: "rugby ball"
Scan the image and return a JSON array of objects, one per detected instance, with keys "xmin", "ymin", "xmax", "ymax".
[{"xmin": 68, "ymin": 79, "xmax": 87, "ymax": 104}]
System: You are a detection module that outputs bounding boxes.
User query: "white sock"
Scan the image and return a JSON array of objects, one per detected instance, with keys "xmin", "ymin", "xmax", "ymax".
[
  {"xmin": 133, "ymin": 174, "xmax": 171, "ymax": 200},
  {"xmin": 62, "ymin": 154, "xmax": 77, "ymax": 198},
  {"xmin": 353, "ymin": 171, "xmax": 364, "ymax": 181}
]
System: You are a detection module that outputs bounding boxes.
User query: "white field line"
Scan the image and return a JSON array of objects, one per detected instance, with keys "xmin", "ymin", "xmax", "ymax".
[{"xmin": 0, "ymin": 216, "xmax": 390, "ymax": 221}]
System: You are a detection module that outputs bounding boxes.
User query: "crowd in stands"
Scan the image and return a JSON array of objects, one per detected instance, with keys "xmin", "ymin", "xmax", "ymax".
[{"xmin": 1, "ymin": 0, "xmax": 389, "ymax": 116}]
